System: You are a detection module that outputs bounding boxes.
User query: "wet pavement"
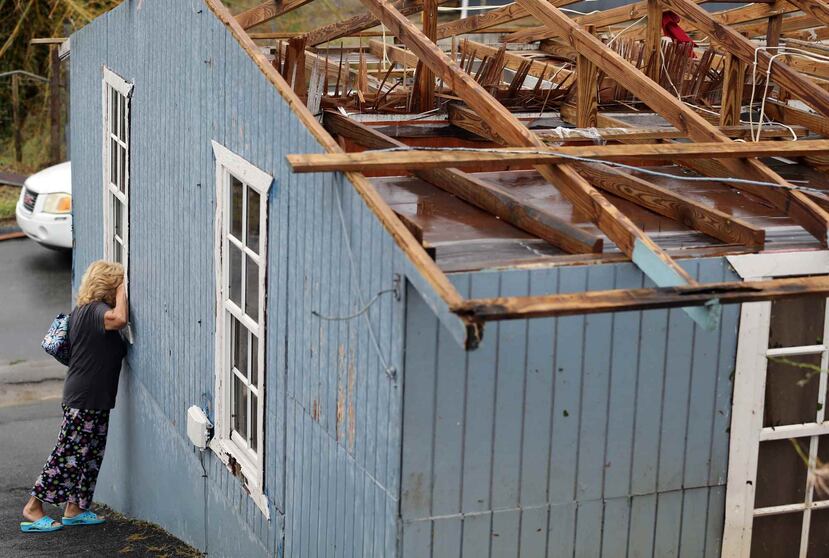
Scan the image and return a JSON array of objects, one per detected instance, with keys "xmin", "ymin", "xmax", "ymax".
[{"xmin": 0, "ymin": 237, "xmax": 72, "ymax": 365}]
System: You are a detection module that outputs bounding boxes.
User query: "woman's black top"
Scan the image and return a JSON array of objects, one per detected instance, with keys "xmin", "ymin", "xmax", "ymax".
[{"xmin": 63, "ymin": 301, "xmax": 127, "ymax": 410}]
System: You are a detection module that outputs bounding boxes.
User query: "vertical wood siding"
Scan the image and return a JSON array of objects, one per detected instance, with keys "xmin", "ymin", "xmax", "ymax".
[
  {"xmin": 71, "ymin": 1, "xmax": 405, "ymax": 555},
  {"xmin": 401, "ymin": 258, "xmax": 740, "ymax": 558}
]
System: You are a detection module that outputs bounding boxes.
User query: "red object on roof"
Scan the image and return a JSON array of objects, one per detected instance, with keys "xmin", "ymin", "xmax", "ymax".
[{"xmin": 662, "ymin": 10, "xmax": 696, "ymax": 47}]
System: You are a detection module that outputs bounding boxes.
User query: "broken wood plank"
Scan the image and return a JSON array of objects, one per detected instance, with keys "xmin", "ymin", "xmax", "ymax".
[
  {"xmin": 323, "ymin": 110, "xmax": 603, "ymax": 253},
  {"xmin": 286, "ymin": 140, "xmax": 829, "ymax": 172},
  {"xmin": 660, "ymin": 0, "xmax": 829, "ymax": 119},
  {"xmin": 453, "ymin": 275, "xmax": 829, "ymax": 321}
]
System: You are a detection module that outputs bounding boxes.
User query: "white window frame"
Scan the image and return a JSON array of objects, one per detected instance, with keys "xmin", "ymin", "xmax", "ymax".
[
  {"xmin": 210, "ymin": 140, "xmax": 272, "ymax": 519},
  {"xmin": 722, "ymin": 250, "xmax": 829, "ymax": 558},
  {"xmin": 101, "ymin": 67, "xmax": 132, "ymax": 272}
]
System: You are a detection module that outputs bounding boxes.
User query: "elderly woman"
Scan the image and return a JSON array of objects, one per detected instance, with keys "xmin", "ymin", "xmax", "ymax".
[{"xmin": 21, "ymin": 260, "xmax": 128, "ymax": 533}]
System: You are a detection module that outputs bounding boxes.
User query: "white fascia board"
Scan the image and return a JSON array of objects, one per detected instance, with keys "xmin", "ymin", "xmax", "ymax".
[
  {"xmin": 727, "ymin": 250, "xmax": 829, "ymax": 280},
  {"xmin": 211, "ymin": 141, "xmax": 274, "ymax": 195}
]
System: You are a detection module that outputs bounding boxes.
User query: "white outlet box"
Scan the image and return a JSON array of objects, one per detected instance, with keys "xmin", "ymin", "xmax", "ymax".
[{"xmin": 187, "ymin": 405, "xmax": 212, "ymax": 449}]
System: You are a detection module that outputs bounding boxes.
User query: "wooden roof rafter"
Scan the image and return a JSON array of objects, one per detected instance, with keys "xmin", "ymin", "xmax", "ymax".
[
  {"xmin": 354, "ymin": 0, "xmax": 730, "ymax": 330},
  {"xmin": 515, "ymin": 0, "xmax": 829, "ymax": 247}
]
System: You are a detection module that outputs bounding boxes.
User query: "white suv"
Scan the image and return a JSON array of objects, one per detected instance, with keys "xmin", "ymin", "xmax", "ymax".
[{"xmin": 15, "ymin": 161, "xmax": 72, "ymax": 250}]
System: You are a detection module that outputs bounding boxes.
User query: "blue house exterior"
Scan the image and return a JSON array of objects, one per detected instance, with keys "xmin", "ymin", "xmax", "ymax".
[{"xmin": 68, "ymin": 1, "xmax": 755, "ymax": 556}]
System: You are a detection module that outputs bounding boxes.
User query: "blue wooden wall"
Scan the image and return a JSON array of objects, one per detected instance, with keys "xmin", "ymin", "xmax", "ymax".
[
  {"xmin": 70, "ymin": 1, "xmax": 405, "ymax": 556},
  {"xmin": 401, "ymin": 258, "xmax": 740, "ymax": 558}
]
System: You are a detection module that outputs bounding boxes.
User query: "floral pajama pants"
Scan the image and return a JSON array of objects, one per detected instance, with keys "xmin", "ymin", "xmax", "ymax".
[{"xmin": 31, "ymin": 404, "xmax": 110, "ymax": 510}]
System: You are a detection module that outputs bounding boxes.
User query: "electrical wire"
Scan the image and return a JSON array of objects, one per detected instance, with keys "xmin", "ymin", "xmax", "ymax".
[
  {"xmin": 313, "ymin": 288, "xmax": 396, "ymax": 321},
  {"xmin": 371, "ymin": 145, "xmax": 829, "ymax": 196},
  {"xmin": 750, "ymin": 46, "xmax": 829, "ymax": 142},
  {"xmin": 332, "ymin": 182, "xmax": 397, "ymax": 380},
  {"xmin": 607, "ymin": 16, "xmax": 647, "ymax": 46}
]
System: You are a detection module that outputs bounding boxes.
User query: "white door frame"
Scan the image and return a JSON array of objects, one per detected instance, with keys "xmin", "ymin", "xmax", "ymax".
[{"xmin": 722, "ymin": 250, "xmax": 829, "ymax": 557}]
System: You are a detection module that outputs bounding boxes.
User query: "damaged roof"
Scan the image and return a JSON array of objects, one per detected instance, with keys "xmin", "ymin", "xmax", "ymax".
[{"xmin": 203, "ymin": 0, "xmax": 829, "ymax": 344}]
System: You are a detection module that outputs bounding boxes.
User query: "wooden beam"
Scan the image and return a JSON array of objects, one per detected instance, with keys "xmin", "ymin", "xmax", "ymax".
[
  {"xmin": 235, "ymin": 0, "xmax": 310, "ymax": 30},
  {"xmin": 517, "ymin": 0, "xmax": 829, "ymax": 246},
  {"xmin": 435, "ymin": 0, "xmax": 582, "ymax": 40},
  {"xmin": 576, "ymin": 52, "xmax": 598, "ymax": 127},
  {"xmin": 453, "ymin": 275, "xmax": 829, "ymax": 321},
  {"xmin": 764, "ymin": 98, "xmax": 829, "ymax": 137},
  {"xmin": 785, "ymin": 0, "xmax": 829, "ymax": 29},
  {"xmin": 323, "ymin": 111, "xmax": 603, "ymax": 253},
  {"xmin": 660, "ymin": 0, "xmax": 829, "ymax": 119},
  {"xmin": 436, "ymin": 3, "xmax": 531, "ymax": 39},
  {"xmin": 645, "ymin": 0, "xmax": 663, "ymax": 82},
  {"xmin": 720, "ymin": 53, "xmax": 746, "ymax": 127},
  {"xmin": 303, "ymin": 0, "xmax": 421, "ymax": 46},
  {"xmin": 49, "ymin": 45, "xmax": 61, "ymax": 165},
  {"xmin": 765, "ymin": 13, "xmax": 783, "ymax": 49},
  {"xmin": 287, "ymin": 140, "xmax": 829, "ymax": 172},
  {"xmin": 369, "ymin": 40, "xmax": 417, "ymax": 68},
  {"xmin": 11, "ymin": 73, "xmax": 21, "ymax": 163},
  {"xmin": 574, "ymin": 162, "xmax": 765, "ymax": 248},
  {"xmin": 355, "ymin": 0, "xmax": 708, "ymax": 313}
]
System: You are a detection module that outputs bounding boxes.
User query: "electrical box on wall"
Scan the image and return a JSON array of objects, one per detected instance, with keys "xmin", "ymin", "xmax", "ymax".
[{"xmin": 187, "ymin": 405, "xmax": 212, "ymax": 449}]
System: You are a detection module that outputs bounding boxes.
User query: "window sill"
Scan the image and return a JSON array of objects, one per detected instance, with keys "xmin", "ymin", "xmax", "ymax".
[{"xmin": 209, "ymin": 436, "xmax": 270, "ymax": 519}]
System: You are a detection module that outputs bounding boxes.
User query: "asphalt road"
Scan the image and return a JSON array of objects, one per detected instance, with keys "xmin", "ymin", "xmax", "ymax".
[{"xmin": 0, "ymin": 238, "xmax": 72, "ymax": 365}]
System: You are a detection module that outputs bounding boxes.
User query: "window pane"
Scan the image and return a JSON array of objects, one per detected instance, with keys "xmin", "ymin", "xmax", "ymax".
[
  {"xmin": 250, "ymin": 392, "xmax": 258, "ymax": 452},
  {"xmin": 231, "ymin": 316, "xmax": 248, "ymax": 376},
  {"xmin": 809, "ymin": 508, "xmax": 829, "ymax": 556},
  {"xmin": 755, "ymin": 438, "xmax": 809, "ymax": 508},
  {"xmin": 233, "ymin": 373, "xmax": 248, "ymax": 441},
  {"xmin": 769, "ymin": 296, "xmax": 826, "ymax": 349},
  {"xmin": 114, "ymin": 197, "xmax": 123, "ymax": 239},
  {"xmin": 245, "ymin": 255, "xmax": 258, "ymax": 319},
  {"xmin": 119, "ymin": 94, "xmax": 127, "ymax": 142},
  {"xmin": 228, "ymin": 242, "xmax": 242, "ymax": 308},
  {"xmin": 119, "ymin": 146, "xmax": 127, "ymax": 193},
  {"xmin": 764, "ymin": 353, "xmax": 823, "ymax": 427},
  {"xmin": 247, "ymin": 187, "xmax": 260, "ymax": 253},
  {"xmin": 113, "ymin": 239, "xmax": 122, "ymax": 264},
  {"xmin": 751, "ymin": 512, "xmax": 802, "ymax": 558},
  {"xmin": 250, "ymin": 333, "xmax": 258, "ymax": 385},
  {"xmin": 230, "ymin": 176, "xmax": 243, "ymax": 241},
  {"xmin": 110, "ymin": 138, "xmax": 117, "ymax": 187},
  {"xmin": 111, "ymin": 88, "xmax": 117, "ymax": 136},
  {"xmin": 814, "ymin": 436, "xmax": 829, "ymax": 504}
]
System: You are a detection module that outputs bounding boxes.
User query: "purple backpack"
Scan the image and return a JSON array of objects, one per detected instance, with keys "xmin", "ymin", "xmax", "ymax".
[{"xmin": 42, "ymin": 313, "xmax": 71, "ymax": 366}]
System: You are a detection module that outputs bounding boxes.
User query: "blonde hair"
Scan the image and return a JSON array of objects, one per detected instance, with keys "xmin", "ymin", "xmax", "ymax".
[{"xmin": 77, "ymin": 260, "xmax": 124, "ymax": 307}]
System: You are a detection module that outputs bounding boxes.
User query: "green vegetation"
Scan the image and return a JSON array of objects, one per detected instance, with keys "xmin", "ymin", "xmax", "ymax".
[
  {"xmin": 0, "ymin": 0, "xmax": 361, "ymax": 176},
  {"xmin": 0, "ymin": 185, "xmax": 19, "ymax": 222}
]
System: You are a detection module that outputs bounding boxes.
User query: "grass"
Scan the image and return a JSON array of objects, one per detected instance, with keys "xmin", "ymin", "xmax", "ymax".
[{"xmin": 0, "ymin": 185, "xmax": 20, "ymax": 221}]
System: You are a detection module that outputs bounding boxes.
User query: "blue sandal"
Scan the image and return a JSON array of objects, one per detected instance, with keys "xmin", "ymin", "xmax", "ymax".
[
  {"xmin": 20, "ymin": 516, "xmax": 64, "ymax": 533},
  {"xmin": 62, "ymin": 510, "xmax": 105, "ymax": 526}
]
